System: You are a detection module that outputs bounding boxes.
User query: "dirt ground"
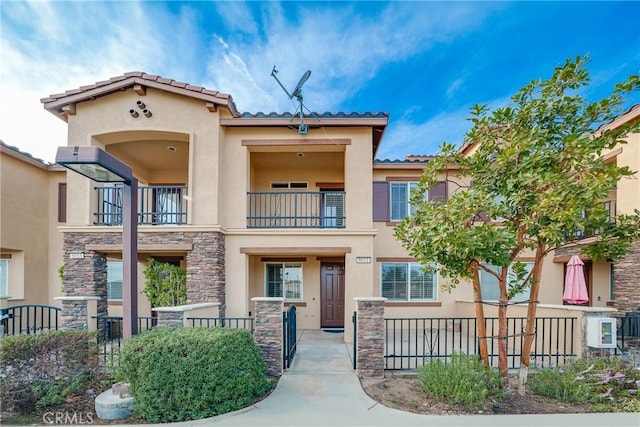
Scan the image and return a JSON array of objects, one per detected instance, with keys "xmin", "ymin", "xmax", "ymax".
[{"xmin": 361, "ymin": 374, "xmax": 592, "ymax": 415}]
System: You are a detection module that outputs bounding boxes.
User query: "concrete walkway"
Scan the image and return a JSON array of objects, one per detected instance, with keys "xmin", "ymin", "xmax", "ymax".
[{"xmin": 165, "ymin": 330, "xmax": 638, "ymax": 427}]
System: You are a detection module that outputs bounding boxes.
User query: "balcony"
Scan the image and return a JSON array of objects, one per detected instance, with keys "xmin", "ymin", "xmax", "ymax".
[
  {"xmin": 94, "ymin": 185, "xmax": 188, "ymax": 225},
  {"xmin": 247, "ymin": 191, "xmax": 345, "ymax": 229},
  {"xmin": 570, "ymin": 199, "xmax": 617, "ymax": 240}
]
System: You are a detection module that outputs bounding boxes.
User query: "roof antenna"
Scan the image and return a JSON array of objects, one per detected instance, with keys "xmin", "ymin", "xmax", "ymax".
[{"xmin": 271, "ymin": 66, "xmax": 311, "ymax": 134}]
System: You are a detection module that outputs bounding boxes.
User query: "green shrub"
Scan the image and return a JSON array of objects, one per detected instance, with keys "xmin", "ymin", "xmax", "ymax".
[
  {"xmin": 115, "ymin": 327, "xmax": 271, "ymax": 423},
  {"xmin": 528, "ymin": 357, "xmax": 640, "ymax": 411},
  {"xmin": 0, "ymin": 330, "xmax": 99, "ymax": 415},
  {"xmin": 417, "ymin": 353, "xmax": 506, "ymax": 410}
]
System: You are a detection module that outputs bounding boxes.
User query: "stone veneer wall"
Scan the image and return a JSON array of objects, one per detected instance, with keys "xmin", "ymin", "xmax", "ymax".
[
  {"xmin": 355, "ymin": 297, "xmax": 386, "ymax": 379},
  {"xmin": 613, "ymin": 241, "xmax": 640, "ymax": 314},
  {"xmin": 62, "ymin": 231, "xmax": 226, "ymax": 329},
  {"xmin": 63, "ymin": 233, "xmax": 108, "ymax": 326},
  {"xmin": 252, "ymin": 298, "xmax": 283, "ymax": 377}
]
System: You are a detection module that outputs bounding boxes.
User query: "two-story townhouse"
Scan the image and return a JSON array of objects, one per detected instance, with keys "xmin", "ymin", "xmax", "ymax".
[{"xmin": 39, "ymin": 72, "xmax": 387, "ymax": 339}]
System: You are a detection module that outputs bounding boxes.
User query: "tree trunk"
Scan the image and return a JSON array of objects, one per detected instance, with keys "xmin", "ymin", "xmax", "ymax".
[
  {"xmin": 471, "ymin": 262, "xmax": 489, "ymax": 367},
  {"xmin": 518, "ymin": 241, "xmax": 546, "ymax": 396},
  {"xmin": 498, "ymin": 267, "xmax": 509, "ymax": 384}
]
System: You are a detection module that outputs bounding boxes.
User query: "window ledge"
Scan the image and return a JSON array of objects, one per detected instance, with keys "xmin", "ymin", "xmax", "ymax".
[
  {"xmin": 284, "ymin": 301, "xmax": 307, "ymax": 307},
  {"xmin": 385, "ymin": 301, "xmax": 441, "ymax": 307}
]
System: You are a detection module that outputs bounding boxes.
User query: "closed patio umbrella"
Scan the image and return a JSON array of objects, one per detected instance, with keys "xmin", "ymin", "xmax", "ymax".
[{"xmin": 563, "ymin": 255, "xmax": 589, "ymax": 305}]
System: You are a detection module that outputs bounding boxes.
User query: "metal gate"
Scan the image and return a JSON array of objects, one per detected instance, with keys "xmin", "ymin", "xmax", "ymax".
[{"xmin": 283, "ymin": 305, "xmax": 297, "ymax": 369}]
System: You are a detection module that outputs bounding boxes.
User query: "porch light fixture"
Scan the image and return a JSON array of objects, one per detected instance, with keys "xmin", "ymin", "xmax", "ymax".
[{"xmin": 55, "ymin": 146, "xmax": 139, "ymax": 338}]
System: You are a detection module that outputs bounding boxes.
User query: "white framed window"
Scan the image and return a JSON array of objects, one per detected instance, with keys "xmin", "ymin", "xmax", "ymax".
[
  {"xmin": 270, "ymin": 182, "xmax": 308, "ymax": 190},
  {"xmin": 0, "ymin": 259, "xmax": 8, "ymax": 297},
  {"xmin": 265, "ymin": 263, "xmax": 303, "ymax": 301},
  {"xmin": 380, "ymin": 262, "xmax": 437, "ymax": 301},
  {"xmin": 479, "ymin": 262, "xmax": 533, "ymax": 302},
  {"xmin": 390, "ymin": 182, "xmax": 421, "ymax": 221},
  {"xmin": 107, "ymin": 261, "xmax": 123, "ymax": 300}
]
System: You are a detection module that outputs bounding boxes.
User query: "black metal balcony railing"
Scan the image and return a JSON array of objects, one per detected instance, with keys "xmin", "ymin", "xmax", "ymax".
[
  {"xmin": 570, "ymin": 199, "xmax": 617, "ymax": 240},
  {"xmin": 247, "ymin": 191, "xmax": 345, "ymax": 228},
  {"xmin": 94, "ymin": 185, "xmax": 188, "ymax": 225}
]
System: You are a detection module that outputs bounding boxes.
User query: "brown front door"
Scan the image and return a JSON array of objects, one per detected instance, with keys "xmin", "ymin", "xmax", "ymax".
[{"xmin": 321, "ymin": 263, "xmax": 345, "ymax": 328}]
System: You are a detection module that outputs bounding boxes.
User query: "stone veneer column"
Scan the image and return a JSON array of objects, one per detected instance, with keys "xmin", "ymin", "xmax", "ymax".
[
  {"xmin": 355, "ymin": 297, "xmax": 387, "ymax": 379},
  {"xmin": 186, "ymin": 232, "xmax": 226, "ymax": 316},
  {"xmin": 62, "ymin": 233, "xmax": 109, "ymax": 325},
  {"xmin": 152, "ymin": 303, "xmax": 220, "ymax": 328},
  {"xmin": 613, "ymin": 241, "xmax": 640, "ymax": 314},
  {"xmin": 252, "ymin": 297, "xmax": 283, "ymax": 377},
  {"xmin": 53, "ymin": 296, "xmax": 100, "ymax": 330}
]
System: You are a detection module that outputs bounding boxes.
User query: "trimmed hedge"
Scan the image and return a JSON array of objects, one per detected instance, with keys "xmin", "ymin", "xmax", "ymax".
[{"xmin": 115, "ymin": 327, "xmax": 271, "ymax": 423}]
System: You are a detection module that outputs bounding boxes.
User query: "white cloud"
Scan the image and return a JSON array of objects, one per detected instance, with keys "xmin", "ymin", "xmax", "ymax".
[
  {"xmin": 204, "ymin": 1, "xmax": 499, "ymax": 113},
  {"xmin": 0, "ymin": 1, "xmax": 201, "ymax": 161}
]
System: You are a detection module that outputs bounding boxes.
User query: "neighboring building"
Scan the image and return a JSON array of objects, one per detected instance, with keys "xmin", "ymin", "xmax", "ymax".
[
  {"xmin": 552, "ymin": 105, "xmax": 640, "ymax": 315},
  {"xmin": 1, "ymin": 73, "xmax": 637, "ymax": 341},
  {"xmin": 0, "ymin": 142, "xmax": 66, "ymax": 306}
]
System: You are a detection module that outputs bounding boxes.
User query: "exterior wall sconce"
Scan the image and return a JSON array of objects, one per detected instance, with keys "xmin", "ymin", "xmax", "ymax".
[
  {"xmin": 136, "ymin": 100, "xmax": 146, "ymax": 109},
  {"xmin": 142, "ymin": 109, "xmax": 152, "ymax": 117},
  {"xmin": 129, "ymin": 109, "xmax": 139, "ymax": 118}
]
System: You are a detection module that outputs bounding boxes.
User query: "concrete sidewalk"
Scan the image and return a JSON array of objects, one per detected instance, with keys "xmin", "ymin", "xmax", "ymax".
[{"xmin": 166, "ymin": 330, "xmax": 638, "ymax": 427}]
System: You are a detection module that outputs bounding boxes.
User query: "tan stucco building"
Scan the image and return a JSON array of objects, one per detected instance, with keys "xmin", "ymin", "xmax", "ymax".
[{"xmin": 1, "ymin": 73, "xmax": 638, "ymax": 341}]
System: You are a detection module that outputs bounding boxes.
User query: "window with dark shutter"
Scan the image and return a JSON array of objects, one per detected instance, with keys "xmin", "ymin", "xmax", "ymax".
[
  {"xmin": 428, "ymin": 181, "xmax": 447, "ymax": 202},
  {"xmin": 372, "ymin": 181, "xmax": 389, "ymax": 222},
  {"xmin": 58, "ymin": 183, "xmax": 67, "ymax": 223}
]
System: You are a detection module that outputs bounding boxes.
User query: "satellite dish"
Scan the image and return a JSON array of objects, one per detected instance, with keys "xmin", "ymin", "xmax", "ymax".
[
  {"xmin": 271, "ymin": 66, "xmax": 312, "ymax": 134},
  {"xmin": 291, "ymin": 70, "xmax": 311, "ymax": 101}
]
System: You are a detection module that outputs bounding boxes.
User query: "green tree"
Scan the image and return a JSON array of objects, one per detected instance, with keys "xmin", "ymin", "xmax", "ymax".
[
  {"xmin": 395, "ymin": 56, "xmax": 640, "ymax": 395},
  {"xmin": 143, "ymin": 258, "xmax": 187, "ymax": 307}
]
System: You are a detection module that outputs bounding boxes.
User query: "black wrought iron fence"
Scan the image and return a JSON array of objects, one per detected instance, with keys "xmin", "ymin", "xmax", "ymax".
[
  {"xmin": 94, "ymin": 315, "xmax": 158, "ymax": 365},
  {"xmin": 384, "ymin": 316, "xmax": 577, "ymax": 370},
  {"xmin": 618, "ymin": 313, "xmax": 640, "ymax": 352},
  {"xmin": 1, "ymin": 304, "xmax": 60, "ymax": 336},
  {"xmin": 283, "ymin": 305, "xmax": 297, "ymax": 369},
  {"xmin": 186, "ymin": 317, "xmax": 254, "ymax": 332}
]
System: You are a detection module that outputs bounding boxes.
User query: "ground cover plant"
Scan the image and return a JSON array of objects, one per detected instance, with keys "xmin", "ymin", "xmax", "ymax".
[
  {"xmin": 115, "ymin": 327, "xmax": 272, "ymax": 423},
  {"xmin": 416, "ymin": 353, "xmax": 506, "ymax": 410},
  {"xmin": 364, "ymin": 354, "xmax": 640, "ymax": 415},
  {"xmin": 0, "ymin": 330, "xmax": 109, "ymax": 424},
  {"xmin": 528, "ymin": 357, "xmax": 640, "ymax": 412}
]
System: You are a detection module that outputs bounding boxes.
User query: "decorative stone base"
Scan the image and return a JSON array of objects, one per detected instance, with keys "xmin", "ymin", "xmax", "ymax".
[{"xmin": 95, "ymin": 386, "xmax": 134, "ymax": 420}]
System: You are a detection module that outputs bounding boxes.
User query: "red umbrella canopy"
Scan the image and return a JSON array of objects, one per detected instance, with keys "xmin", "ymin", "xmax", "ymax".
[{"xmin": 563, "ymin": 255, "xmax": 589, "ymax": 305}]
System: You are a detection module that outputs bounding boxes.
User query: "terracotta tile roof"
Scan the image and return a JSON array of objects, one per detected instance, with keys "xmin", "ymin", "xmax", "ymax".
[
  {"xmin": 41, "ymin": 71, "xmax": 239, "ymax": 120},
  {"xmin": 240, "ymin": 111, "xmax": 389, "ymax": 119},
  {"xmin": 0, "ymin": 140, "xmax": 48, "ymax": 165}
]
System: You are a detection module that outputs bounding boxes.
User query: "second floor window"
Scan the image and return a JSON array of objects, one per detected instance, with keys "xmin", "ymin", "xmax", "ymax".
[
  {"xmin": 381, "ymin": 262, "xmax": 437, "ymax": 301},
  {"xmin": 265, "ymin": 263, "xmax": 303, "ymax": 301},
  {"xmin": 390, "ymin": 182, "xmax": 419, "ymax": 221}
]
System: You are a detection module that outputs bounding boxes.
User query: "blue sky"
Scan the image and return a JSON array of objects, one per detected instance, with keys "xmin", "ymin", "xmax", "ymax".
[{"xmin": 1, "ymin": 1, "xmax": 638, "ymax": 163}]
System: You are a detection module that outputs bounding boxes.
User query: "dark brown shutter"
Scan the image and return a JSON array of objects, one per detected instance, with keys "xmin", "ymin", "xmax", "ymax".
[
  {"xmin": 58, "ymin": 183, "xmax": 67, "ymax": 223},
  {"xmin": 428, "ymin": 181, "xmax": 447, "ymax": 202},
  {"xmin": 372, "ymin": 181, "xmax": 389, "ymax": 222}
]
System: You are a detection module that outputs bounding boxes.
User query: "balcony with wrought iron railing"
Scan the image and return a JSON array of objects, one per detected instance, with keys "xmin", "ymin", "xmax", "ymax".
[
  {"xmin": 570, "ymin": 199, "xmax": 617, "ymax": 240},
  {"xmin": 247, "ymin": 191, "xmax": 345, "ymax": 229},
  {"xmin": 94, "ymin": 185, "xmax": 188, "ymax": 225}
]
